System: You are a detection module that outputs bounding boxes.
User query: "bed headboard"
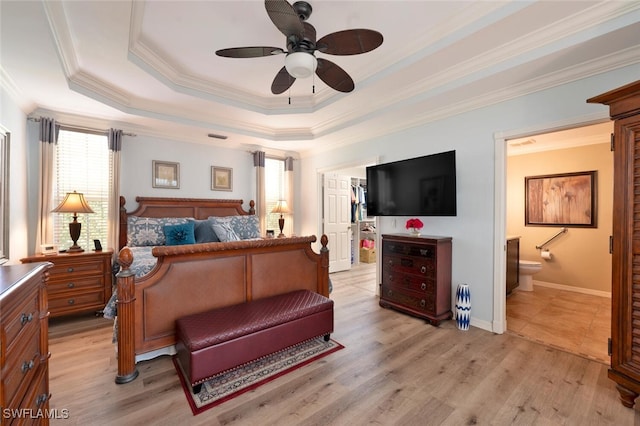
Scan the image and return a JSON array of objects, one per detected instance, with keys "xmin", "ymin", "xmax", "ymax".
[{"xmin": 118, "ymin": 196, "xmax": 256, "ymax": 250}]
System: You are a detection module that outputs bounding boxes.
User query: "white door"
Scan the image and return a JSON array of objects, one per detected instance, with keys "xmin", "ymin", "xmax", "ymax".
[{"xmin": 323, "ymin": 173, "xmax": 352, "ymax": 272}]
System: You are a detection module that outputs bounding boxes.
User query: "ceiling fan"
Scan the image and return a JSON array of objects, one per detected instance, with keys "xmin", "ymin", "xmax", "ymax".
[{"xmin": 215, "ymin": 0, "xmax": 383, "ymax": 94}]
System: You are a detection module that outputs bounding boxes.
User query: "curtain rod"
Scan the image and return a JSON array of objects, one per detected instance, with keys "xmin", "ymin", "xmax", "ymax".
[{"xmin": 27, "ymin": 117, "xmax": 136, "ymax": 137}]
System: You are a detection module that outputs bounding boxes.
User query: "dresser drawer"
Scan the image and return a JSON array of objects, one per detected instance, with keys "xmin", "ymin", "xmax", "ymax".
[
  {"xmin": 2, "ymin": 292, "xmax": 39, "ymax": 356},
  {"xmin": 383, "ymin": 240, "xmax": 435, "ymax": 259},
  {"xmin": 383, "ymin": 272, "xmax": 436, "ymax": 295},
  {"xmin": 20, "ymin": 365, "xmax": 50, "ymax": 424},
  {"xmin": 2, "ymin": 325, "xmax": 41, "ymax": 409},
  {"xmin": 48, "ymin": 258, "xmax": 105, "ymax": 279},
  {"xmin": 47, "ymin": 275, "xmax": 104, "ymax": 296},
  {"xmin": 48, "ymin": 290, "xmax": 105, "ymax": 313},
  {"xmin": 380, "ymin": 284, "xmax": 436, "ymax": 313},
  {"xmin": 383, "ymin": 255, "xmax": 435, "ymax": 278}
]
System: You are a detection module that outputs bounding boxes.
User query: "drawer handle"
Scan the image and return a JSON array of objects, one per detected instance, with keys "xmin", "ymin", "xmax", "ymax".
[
  {"xmin": 20, "ymin": 312, "xmax": 33, "ymax": 326},
  {"xmin": 387, "ymin": 289, "xmax": 393, "ymax": 297},
  {"xmin": 421, "ymin": 283, "xmax": 426, "ymax": 291},
  {"xmin": 36, "ymin": 393, "xmax": 49, "ymax": 407},
  {"xmin": 388, "ymin": 259, "xmax": 393, "ymax": 266},
  {"xmin": 67, "ymin": 267, "xmax": 74, "ymax": 273},
  {"xmin": 420, "ymin": 266, "xmax": 427, "ymax": 274},
  {"xmin": 67, "ymin": 282, "xmax": 75, "ymax": 288},
  {"xmin": 21, "ymin": 359, "xmax": 34, "ymax": 373},
  {"xmin": 420, "ymin": 299, "xmax": 426, "ymax": 308},
  {"xmin": 68, "ymin": 299, "xmax": 75, "ymax": 305}
]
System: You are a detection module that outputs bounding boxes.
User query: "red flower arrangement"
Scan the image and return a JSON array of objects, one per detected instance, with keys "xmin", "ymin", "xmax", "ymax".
[{"xmin": 405, "ymin": 218, "xmax": 424, "ymax": 230}]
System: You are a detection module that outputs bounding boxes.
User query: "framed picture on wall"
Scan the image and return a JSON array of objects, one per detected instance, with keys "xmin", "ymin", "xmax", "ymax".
[
  {"xmin": 212, "ymin": 166, "xmax": 232, "ymax": 191},
  {"xmin": 152, "ymin": 160, "xmax": 180, "ymax": 189},
  {"xmin": 525, "ymin": 170, "xmax": 597, "ymax": 227}
]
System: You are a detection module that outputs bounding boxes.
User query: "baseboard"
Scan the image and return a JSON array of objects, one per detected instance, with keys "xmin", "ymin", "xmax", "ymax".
[{"xmin": 533, "ymin": 280, "xmax": 611, "ymax": 298}]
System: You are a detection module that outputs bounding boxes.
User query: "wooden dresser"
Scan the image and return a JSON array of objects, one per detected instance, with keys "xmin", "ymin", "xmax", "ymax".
[
  {"xmin": 21, "ymin": 250, "xmax": 113, "ymax": 318},
  {"xmin": 0, "ymin": 262, "xmax": 52, "ymax": 425},
  {"xmin": 588, "ymin": 80, "xmax": 640, "ymax": 408},
  {"xmin": 379, "ymin": 234, "xmax": 452, "ymax": 325}
]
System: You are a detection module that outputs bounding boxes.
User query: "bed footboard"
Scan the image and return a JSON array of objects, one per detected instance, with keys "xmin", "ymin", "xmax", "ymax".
[{"xmin": 115, "ymin": 235, "xmax": 329, "ymax": 383}]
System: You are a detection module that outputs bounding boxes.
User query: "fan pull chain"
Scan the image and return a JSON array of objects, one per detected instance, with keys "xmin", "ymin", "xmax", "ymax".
[{"xmin": 313, "ymin": 74, "xmax": 315, "ymax": 94}]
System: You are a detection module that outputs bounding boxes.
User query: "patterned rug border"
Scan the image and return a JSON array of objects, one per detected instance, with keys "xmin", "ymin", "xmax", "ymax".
[{"xmin": 173, "ymin": 337, "xmax": 344, "ymax": 416}]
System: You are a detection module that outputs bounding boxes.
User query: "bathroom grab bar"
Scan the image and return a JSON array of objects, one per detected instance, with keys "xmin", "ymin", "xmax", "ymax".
[{"xmin": 535, "ymin": 227, "xmax": 567, "ymax": 249}]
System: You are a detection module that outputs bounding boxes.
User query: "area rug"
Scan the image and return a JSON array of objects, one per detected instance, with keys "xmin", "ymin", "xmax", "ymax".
[{"xmin": 173, "ymin": 337, "xmax": 344, "ymax": 415}]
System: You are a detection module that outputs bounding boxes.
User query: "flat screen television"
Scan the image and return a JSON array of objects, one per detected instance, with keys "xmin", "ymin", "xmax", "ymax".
[{"xmin": 366, "ymin": 150, "xmax": 457, "ymax": 216}]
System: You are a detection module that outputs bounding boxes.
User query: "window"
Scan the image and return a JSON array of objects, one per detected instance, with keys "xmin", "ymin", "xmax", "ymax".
[
  {"xmin": 265, "ymin": 157, "xmax": 285, "ymax": 231},
  {"xmin": 0, "ymin": 127, "xmax": 9, "ymax": 264},
  {"xmin": 53, "ymin": 129, "xmax": 111, "ymax": 250}
]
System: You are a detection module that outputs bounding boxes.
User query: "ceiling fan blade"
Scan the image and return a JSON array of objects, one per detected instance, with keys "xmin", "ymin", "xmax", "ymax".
[
  {"xmin": 265, "ymin": 0, "xmax": 304, "ymax": 39},
  {"xmin": 317, "ymin": 29, "xmax": 383, "ymax": 55},
  {"xmin": 316, "ymin": 58, "xmax": 354, "ymax": 93},
  {"xmin": 271, "ymin": 66, "xmax": 296, "ymax": 94},
  {"xmin": 216, "ymin": 47, "xmax": 284, "ymax": 58}
]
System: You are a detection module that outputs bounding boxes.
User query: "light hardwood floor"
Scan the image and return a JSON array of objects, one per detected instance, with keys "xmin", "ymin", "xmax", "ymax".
[{"xmin": 47, "ymin": 263, "xmax": 638, "ymax": 425}]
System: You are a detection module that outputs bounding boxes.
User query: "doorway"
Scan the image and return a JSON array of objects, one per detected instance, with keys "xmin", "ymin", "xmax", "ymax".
[
  {"xmin": 318, "ymin": 157, "xmax": 378, "ymax": 277},
  {"xmin": 501, "ymin": 121, "xmax": 613, "ymax": 363}
]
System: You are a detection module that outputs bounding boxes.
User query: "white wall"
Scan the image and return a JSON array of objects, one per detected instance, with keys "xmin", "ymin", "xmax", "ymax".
[
  {"xmin": 1, "ymin": 86, "xmax": 30, "ymax": 263},
  {"xmin": 120, "ymin": 135, "xmax": 256, "ymax": 212},
  {"xmin": 299, "ymin": 64, "xmax": 640, "ymax": 331}
]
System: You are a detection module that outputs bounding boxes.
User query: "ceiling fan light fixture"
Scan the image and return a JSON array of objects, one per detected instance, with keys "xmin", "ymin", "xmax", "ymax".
[{"xmin": 285, "ymin": 52, "xmax": 317, "ymax": 79}]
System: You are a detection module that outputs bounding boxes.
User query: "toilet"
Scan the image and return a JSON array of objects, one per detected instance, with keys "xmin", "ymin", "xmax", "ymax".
[{"xmin": 518, "ymin": 260, "xmax": 542, "ymax": 291}]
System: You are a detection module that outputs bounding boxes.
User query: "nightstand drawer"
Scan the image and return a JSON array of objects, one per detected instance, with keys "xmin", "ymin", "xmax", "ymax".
[
  {"xmin": 47, "ymin": 275, "xmax": 104, "ymax": 295},
  {"xmin": 48, "ymin": 291, "xmax": 105, "ymax": 313},
  {"xmin": 48, "ymin": 259, "xmax": 105, "ymax": 278}
]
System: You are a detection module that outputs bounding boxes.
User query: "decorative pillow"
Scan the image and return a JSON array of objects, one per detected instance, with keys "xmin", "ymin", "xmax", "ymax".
[
  {"xmin": 127, "ymin": 217, "xmax": 191, "ymax": 246},
  {"xmin": 209, "ymin": 215, "xmax": 260, "ymax": 240},
  {"xmin": 211, "ymin": 222, "xmax": 241, "ymax": 242},
  {"xmin": 191, "ymin": 219, "xmax": 220, "ymax": 243},
  {"xmin": 164, "ymin": 222, "xmax": 196, "ymax": 246}
]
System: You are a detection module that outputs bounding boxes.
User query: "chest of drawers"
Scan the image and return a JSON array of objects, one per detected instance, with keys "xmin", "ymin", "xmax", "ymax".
[
  {"xmin": 1, "ymin": 262, "xmax": 52, "ymax": 425},
  {"xmin": 21, "ymin": 250, "xmax": 113, "ymax": 317},
  {"xmin": 379, "ymin": 234, "xmax": 452, "ymax": 325}
]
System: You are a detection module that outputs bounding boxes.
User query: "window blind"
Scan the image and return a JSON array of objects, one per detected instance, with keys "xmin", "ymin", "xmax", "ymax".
[{"xmin": 53, "ymin": 129, "xmax": 111, "ymax": 250}]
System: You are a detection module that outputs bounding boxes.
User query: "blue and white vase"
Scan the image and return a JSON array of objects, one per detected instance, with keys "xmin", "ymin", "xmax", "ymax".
[{"xmin": 455, "ymin": 283, "xmax": 471, "ymax": 330}]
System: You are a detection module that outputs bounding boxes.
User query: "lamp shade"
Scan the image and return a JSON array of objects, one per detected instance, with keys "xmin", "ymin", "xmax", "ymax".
[
  {"xmin": 285, "ymin": 52, "xmax": 317, "ymax": 79},
  {"xmin": 271, "ymin": 200, "xmax": 291, "ymax": 215},
  {"xmin": 52, "ymin": 191, "xmax": 95, "ymax": 214}
]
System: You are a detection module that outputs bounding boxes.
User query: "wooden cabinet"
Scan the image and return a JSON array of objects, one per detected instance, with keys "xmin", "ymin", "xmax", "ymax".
[
  {"xmin": 21, "ymin": 250, "xmax": 113, "ymax": 318},
  {"xmin": 588, "ymin": 80, "xmax": 640, "ymax": 408},
  {"xmin": 379, "ymin": 234, "xmax": 452, "ymax": 325},
  {"xmin": 1, "ymin": 262, "xmax": 52, "ymax": 425},
  {"xmin": 506, "ymin": 237, "xmax": 520, "ymax": 294}
]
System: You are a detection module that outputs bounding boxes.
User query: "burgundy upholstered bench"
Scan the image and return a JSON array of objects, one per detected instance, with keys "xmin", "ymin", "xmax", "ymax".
[{"xmin": 175, "ymin": 289, "xmax": 334, "ymax": 394}]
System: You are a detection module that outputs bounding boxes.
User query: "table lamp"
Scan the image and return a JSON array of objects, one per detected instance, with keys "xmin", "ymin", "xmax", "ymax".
[
  {"xmin": 52, "ymin": 191, "xmax": 94, "ymax": 252},
  {"xmin": 271, "ymin": 200, "xmax": 291, "ymax": 238}
]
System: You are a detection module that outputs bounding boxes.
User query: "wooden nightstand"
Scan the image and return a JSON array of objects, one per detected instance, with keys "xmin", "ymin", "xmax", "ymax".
[{"xmin": 21, "ymin": 250, "xmax": 113, "ymax": 317}]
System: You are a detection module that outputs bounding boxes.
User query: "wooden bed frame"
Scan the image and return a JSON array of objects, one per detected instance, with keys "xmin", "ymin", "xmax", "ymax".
[{"xmin": 115, "ymin": 196, "xmax": 330, "ymax": 384}]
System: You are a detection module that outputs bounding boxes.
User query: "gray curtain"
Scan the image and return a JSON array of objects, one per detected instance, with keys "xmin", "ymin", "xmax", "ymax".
[
  {"xmin": 284, "ymin": 156, "xmax": 294, "ymax": 235},
  {"xmin": 108, "ymin": 129, "xmax": 122, "ymax": 254},
  {"xmin": 35, "ymin": 117, "xmax": 59, "ymax": 249},
  {"xmin": 253, "ymin": 151, "xmax": 266, "ymax": 234}
]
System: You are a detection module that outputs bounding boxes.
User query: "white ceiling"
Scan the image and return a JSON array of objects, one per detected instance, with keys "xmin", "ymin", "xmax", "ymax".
[{"xmin": 2, "ymin": 1, "xmax": 639, "ymax": 156}]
